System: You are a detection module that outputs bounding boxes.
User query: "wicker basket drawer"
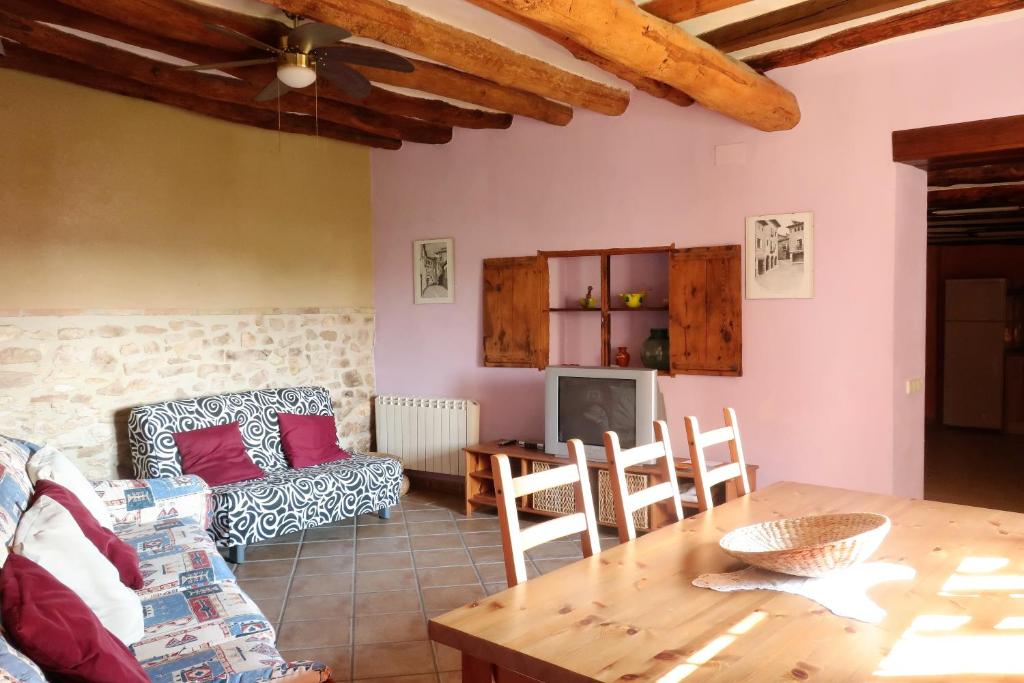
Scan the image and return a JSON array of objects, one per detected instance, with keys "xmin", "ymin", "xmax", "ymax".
[
  {"xmin": 529, "ymin": 462, "xmax": 577, "ymax": 515},
  {"xmin": 597, "ymin": 469, "xmax": 650, "ymax": 530}
]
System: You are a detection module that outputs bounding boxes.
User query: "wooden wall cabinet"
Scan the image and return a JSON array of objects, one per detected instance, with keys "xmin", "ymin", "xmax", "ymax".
[{"xmin": 482, "ymin": 245, "xmax": 742, "ymax": 376}]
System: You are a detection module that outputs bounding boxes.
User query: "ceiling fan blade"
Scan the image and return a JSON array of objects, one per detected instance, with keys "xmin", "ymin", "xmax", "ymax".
[
  {"xmin": 178, "ymin": 57, "xmax": 276, "ymax": 72},
  {"xmin": 0, "ymin": 39, "xmax": 5, "ymax": 57},
  {"xmin": 316, "ymin": 44, "xmax": 414, "ymax": 73},
  {"xmin": 318, "ymin": 60, "xmax": 372, "ymax": 100},
  {"xmin": 254, "ymin": 78, "xmax": 292, "ymax": 102},
  {"xmin": 288, "ymin": 22, "xmax": 351, "ymax": 53},
  {"xmin": 205, "ymin": 23, "xmax": 283, "ymax": 55}
]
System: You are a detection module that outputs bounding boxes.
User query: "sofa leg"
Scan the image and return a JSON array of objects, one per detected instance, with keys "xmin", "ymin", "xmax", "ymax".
[
  {"xmin": 378, "ymin": 507, "xmax": 391, "ymax": 520},
  {"xmin": 227, "ymin": 545, "xmax": 246, "ymax": 564}
]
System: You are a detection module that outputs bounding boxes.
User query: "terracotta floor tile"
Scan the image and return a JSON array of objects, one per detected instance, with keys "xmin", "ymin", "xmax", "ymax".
[
  {"xmin": 353, "ymin": 612, "xmax": 428, "ymax": 644},
  {"xmin": 415, "ymin": 566, "xmax": 479, "ymax": 589},
  {"xmin": 413, "ymin": 548, "xmax": 471, "ymax": 568},
  {"xmin": 525, "ymin": 541, "xmax": 582, "ymax": 560},
  {"xmin": 420, "ymin": 585, "xmax": 485, "ymax": 612},
  {"xmin": 353, "ymin": 676, "xmax": 437, "ymax": 683},
  {"xmin": 357, "ymin": 511, "xmax": 405, "ymax": 525},
  {"xmin": 474, "ymin": 563, "xmax": 530, "ymax": 584},
  {"xmin": 305, "ymin": 525, "xmax": 356, "ymax": 541},
  {"xmin": 356, "ymin": 552, "xmax": 414, "ymax": 572},
  {"xmin": 467, "ymin": 546, "xmax": 505, "ymax": 564},
  {"xmin": 454, "ymin": 518, "xmax": 500, "ymax": 532},
  {"xmin": 289, "ymin": 572, "xmax": 354, "ymax": 597},
  {"xmin": 354, "ymin": 589, "xmax": 422, "ymax": 615},
  {"xmin": 300, "ymin": 540, "xmax": 356, "ymax": 558},
  {"xmin": 403, "ymin": 508, "xmax": 453, "ymax": 522},
  {"xmin": 234, "ymin": 559, "xmax": 294, "ymax": 579},
  {"xmin": 438, "ymin": 672, "xmax": 462, "ymax": 683},
  {"xmin": 356, "ymin": 537, "xmax": 412, "ymax": 554},
  {"xmin": 277, "ymin": 618, "xmax": 352, "ymax": 649},
  {"xmin": 533, "ymin": 557, "xmax": 583, "ymax": 574},
  {"xmin": 409, "ymin": 534, "xmax": 462, "ymax": 551},
  {"xmin": 278, "ymin": 646, "xmax": 352, "ymax": 682},
  {"xmin": 458, "ymin": 531, "xmax": 503, "ymax": 548},
  {"xmin": 405, "ymin": 520, "xmax": 458, "ymax": 535},
  {"xmin": 352, "ymin": 641, "xmax": 436, "ymax": 679},
  {"xmin": 484, "ymin": 582, "xmax": 507, "ymax": 595},
  {"xmin": 252, "ymin": 595, "xmax": 284, "ymax": 622},
  {"xmin": 433, "ymin": 643, "xmax": 462, "ymax": 672},
  {"xmin": 246, "ymin": 543, "xmax": 300, "ymax": 561},
  {"xmin": 294, "ymin": 555, "xmax": 356, "ymax": 575},
  {"xmin": 355, "ymin": 569, "xmax": 418, "ymax": 593},
  {"xmin": 282, "ymin": 593, "xmax": 354, "ymax": 621},
  {"xmin": 254, "ymin": 530, "xmax": 305, "ymax": 545},
  {"xmin": 238, "ymin": 576, "xmax": 290, "ymax": 599},
  {"xmin": 356, "ymin": 524, "xmax": 409, "ymax": 539}
]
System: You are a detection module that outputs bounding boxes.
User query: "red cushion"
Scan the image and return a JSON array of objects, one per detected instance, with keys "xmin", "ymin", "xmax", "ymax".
[
  {"xmin": 172, "ymin": 422, "xmax": 264, "ymax": 487},
  {"xmin": 0, "ymin": 554, "xmax": 149, "ymax": 683},
  {"xmin": 277, "ymin": 413, "xmax": 350, "ymax": 468},
  {"xmin": 30, "ymin": 480, "xmax": 143, "ymax": 590}
]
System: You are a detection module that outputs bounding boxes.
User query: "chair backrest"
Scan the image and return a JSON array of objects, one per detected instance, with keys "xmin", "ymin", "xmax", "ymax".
[
  {"xmin": 683, "ymin": 407, "xmax": 751, "ymax": 512},
  {"xmin": 491, "ymin": 440, "xmax": 601, "ymax": 588},
  {"xmin": 603, "ymin": 421, "xmax": 682, "ymax": 543}
]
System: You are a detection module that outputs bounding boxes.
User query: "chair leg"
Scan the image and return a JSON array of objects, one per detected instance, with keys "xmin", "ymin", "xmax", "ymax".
[
  {"xmin": 378, "ymin": 507, "xmax": 391, "ymax": 520},
  {"xmin": 227, "ymin": 545, "xmax": 246, "ymax": 564}
]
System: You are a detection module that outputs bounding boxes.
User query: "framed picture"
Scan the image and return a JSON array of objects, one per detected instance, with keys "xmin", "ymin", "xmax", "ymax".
[
  {"xmin": 413, "ymin": 237, "xmax": 454, "ymax": 304},
  {"xmin": 745, "ymin": 212, "xmax": 814, "ymax": 299}
]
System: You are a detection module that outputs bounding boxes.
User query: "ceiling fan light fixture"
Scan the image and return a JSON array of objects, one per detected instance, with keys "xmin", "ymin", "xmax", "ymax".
[{"xmin": 277, "ymin": 52, "xmax": 316, "ymax": 88}]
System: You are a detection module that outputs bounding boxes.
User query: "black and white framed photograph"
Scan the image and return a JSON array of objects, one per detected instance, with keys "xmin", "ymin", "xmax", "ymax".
[
  {"xmin": 413, "ymin": 237, "xmax": 454, "ymax": 304},
  {"xmin": 745, "ymin": 212, "xmax": 814, "ymax": 299}
]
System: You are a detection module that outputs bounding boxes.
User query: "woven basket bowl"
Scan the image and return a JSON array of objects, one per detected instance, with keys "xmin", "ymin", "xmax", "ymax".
[{"xmin": 719, "ymin": 513, "xmax": 891, "ymax": 578}]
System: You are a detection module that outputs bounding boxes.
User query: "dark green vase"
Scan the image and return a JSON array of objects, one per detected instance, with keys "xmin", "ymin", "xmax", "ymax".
[{"xmin": 640, "ymin": 328, "xmax": 669, "ymax": 371}]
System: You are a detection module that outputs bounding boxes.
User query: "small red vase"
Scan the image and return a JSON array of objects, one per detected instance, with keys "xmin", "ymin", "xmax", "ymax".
[{"xmin": 614, "ymin": 346, "xmax": 630, "ymax": 367}]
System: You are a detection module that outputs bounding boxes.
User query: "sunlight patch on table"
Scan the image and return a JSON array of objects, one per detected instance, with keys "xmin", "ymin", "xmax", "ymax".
[{"xmin": 656, "ymin": 611, "xmax": 767, "ymax": 682}]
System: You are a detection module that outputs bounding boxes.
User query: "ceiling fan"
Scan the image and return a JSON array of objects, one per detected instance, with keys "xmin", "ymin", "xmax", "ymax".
[{"xmin": 179, "ymin": 12, "xmax": 414, "ymax": 102}]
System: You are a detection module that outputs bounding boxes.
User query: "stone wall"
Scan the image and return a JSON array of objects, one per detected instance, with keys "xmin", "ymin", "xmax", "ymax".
[{"xmin": 0, "ymin": 307, "xmax": 374, "ymax": 479}]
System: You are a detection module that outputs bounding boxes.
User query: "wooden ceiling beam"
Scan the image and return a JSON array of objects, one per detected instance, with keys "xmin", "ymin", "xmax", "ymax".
[
  {"xmin": 463, "ymin": 0, "xmax": 694, "ymax": 107},
  {"xmin": 640, "ymin": 0, "xmax": 752, "ymax": 23},
  {"xmin": 0, "ymin": 43, "xmax": 400, "ymax": 149},
  {"xmin": 34, "ymin": 0, "xmax": 512, "ymax": 127},
  {"xmin": 479, "ymin": 0, "xmax": 800, "ymax": 131},
  {"xmin": 349, "ymin": 58, "xmax": 572, "ymax": 126},
  {"xmin": 700, "ymin": 0, "xmax": 923, "ymax": 54},
  {"xmin": 929, "ymin": 183, "xmax": 1024, "ymax": 211},
  {"xmin": 929, "ymin": 162, "xmax": 1024, "ymax": 187},
  {"xmin": 257, "ymin": 0, "xmax": 629, "ymax": 116},
  {"xmin": 0, "ymin": 11, "xmax": 446, "ymax": 144},
  {"xmin": 893, "ymin": 115, "xmax": 1024, "ymax": 170},
  {"xmin": 745, "ymin": 0, "xmax": 1024, "ymax": 72}
]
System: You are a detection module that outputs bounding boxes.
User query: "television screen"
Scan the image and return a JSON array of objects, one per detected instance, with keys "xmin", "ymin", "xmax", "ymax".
[{"xmin": 557, "ymin": 376, "xmax": 637, "ymax": 448}]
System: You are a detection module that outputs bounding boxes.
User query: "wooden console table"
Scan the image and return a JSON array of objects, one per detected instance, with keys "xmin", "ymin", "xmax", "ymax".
[{"xmin": 464, "ymin": 441, "xmax": 757, "ymax": 532}]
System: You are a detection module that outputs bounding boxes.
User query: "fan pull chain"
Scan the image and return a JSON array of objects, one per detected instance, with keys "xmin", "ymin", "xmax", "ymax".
[
  {"xmin": 276, "ymin": 81, "xmax": 282, "ymax": 153},
  {"xmin": 314, "ymin": 62, "xmax": 320, "ymax": 144}
]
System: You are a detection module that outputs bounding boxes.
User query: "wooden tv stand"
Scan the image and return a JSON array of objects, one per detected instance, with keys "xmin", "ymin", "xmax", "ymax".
[{"xmin": 464, "ymin": 441, "xmax": 758, "ymax": 533}]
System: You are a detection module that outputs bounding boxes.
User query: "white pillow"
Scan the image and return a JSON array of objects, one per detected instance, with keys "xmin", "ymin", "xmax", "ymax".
[
  {"xmin": 13, "ymin": 496, "xmax": 144, "ymax": 646},
  {"xmin": 27, "ymin": 445, "xmax": 113, "ymax": 529}
]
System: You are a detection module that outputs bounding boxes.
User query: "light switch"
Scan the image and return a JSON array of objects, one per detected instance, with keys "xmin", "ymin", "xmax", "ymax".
[{"xmin": 905, "ymin": 378, "xmax": 924, "ymax": 395}]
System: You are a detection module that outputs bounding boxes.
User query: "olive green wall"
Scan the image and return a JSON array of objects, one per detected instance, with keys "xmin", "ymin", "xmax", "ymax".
[{"xmin": 0, "ymin": 69, "xmax": 374, "ymax": 310}]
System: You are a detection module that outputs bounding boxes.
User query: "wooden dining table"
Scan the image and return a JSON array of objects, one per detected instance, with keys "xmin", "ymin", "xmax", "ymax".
[{"xmin": 429, "ymin": 481, "xmax": 1024, "ymax": 682}]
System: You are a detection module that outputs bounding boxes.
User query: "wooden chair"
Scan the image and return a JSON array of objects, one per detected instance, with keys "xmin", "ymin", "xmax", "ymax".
[
  {"xmin": 683, "ymin": 407, "xmax": 751, "ymax": 512},
  {"xmin": 603, "ymin": 421, "xmax": 682, "ymax": 543},
  {"xmin": 491, "ymin": 440, "xmax": 601, "ymax": 588}
]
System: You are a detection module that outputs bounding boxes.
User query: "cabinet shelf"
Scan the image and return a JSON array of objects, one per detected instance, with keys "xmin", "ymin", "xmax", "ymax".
[
  {"xmin": 548, "ymin": 307, "xmax": 601, "ymax": 312},
  {"xmin": 609, "ymin": 306, "xmax": 669, "ymax": 312}
]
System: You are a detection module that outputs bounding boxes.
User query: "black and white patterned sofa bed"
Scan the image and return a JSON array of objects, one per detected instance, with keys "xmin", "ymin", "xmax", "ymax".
[{"xmin": 128, "ymin": 386, "xmax": 402, "ymax": 562}]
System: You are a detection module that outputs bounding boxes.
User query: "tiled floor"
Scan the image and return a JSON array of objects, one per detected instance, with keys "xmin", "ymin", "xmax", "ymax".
[
  {"xmin": 230, "ymin": 489, "xmax": 620, "ymax": 682},
  {"xmin": 924, "ymin": 423, "xmax": 1024, "ymax": 513}
]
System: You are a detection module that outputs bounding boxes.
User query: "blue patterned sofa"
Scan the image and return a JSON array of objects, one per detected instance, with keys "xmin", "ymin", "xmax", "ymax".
[
  {"xmin": 128, "ymin": 386, "xmax": 402, "ymax": 562},
  {"xmin": 0, "ymin": 434, "xmax": 333, "ymax": 682}
]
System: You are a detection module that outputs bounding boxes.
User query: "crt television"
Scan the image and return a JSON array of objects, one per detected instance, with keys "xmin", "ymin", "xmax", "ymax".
[{"xmin": 544, "ymin": 366, "xmax": 659, "ymax": 459}]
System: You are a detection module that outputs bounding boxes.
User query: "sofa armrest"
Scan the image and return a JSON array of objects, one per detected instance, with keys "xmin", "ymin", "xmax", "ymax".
[{"xmin": 92, "ymin": 475, "xmax": 213, "ymax": 530}]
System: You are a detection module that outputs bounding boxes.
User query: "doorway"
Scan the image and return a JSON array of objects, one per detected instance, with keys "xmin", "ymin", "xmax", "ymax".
[{"xmin": 894, "ymin": 115, "xmax": 1024, "ymax": 512}]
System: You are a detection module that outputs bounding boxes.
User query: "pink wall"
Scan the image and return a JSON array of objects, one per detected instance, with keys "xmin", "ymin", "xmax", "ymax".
[{"xmin": 371, "ymin": 17, "xmax": 1024, "ymax": 496}]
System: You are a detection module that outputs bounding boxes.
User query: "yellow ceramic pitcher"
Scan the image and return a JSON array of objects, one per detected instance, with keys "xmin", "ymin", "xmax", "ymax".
[{"xmin": 619, "ymin": 292, "xmax": 645, "ymax": 308}]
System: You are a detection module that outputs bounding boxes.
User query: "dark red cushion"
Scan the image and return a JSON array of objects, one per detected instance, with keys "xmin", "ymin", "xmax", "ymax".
[
  {"xmin": 0, "ymin": 554, "xmax": 149, "ymax": 683},
  {"xmin": 172, "ymin": 422, "xmax": 263, "ymax": 487},
  {"xmin": 30, "ymin": 480, "xmax": 143, "ymax": 590},
  {"xmin": 277, "ymin": 413, "xmax": 350, "ymax": 468}
]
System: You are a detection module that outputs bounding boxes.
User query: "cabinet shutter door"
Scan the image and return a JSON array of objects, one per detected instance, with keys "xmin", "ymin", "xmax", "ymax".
[
  {"xmin": 482, "ymin": 256, "xmax": 549, "ymax": 368},
  {"xmin": 669, "ymin": 245, "xmax": 742, "ymax": 376}
]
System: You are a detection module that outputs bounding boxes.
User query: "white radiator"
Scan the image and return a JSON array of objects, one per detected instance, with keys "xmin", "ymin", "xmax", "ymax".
[{"xmin": 374, "ymin": 395, "xmax": 480, "ymax": 476}]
